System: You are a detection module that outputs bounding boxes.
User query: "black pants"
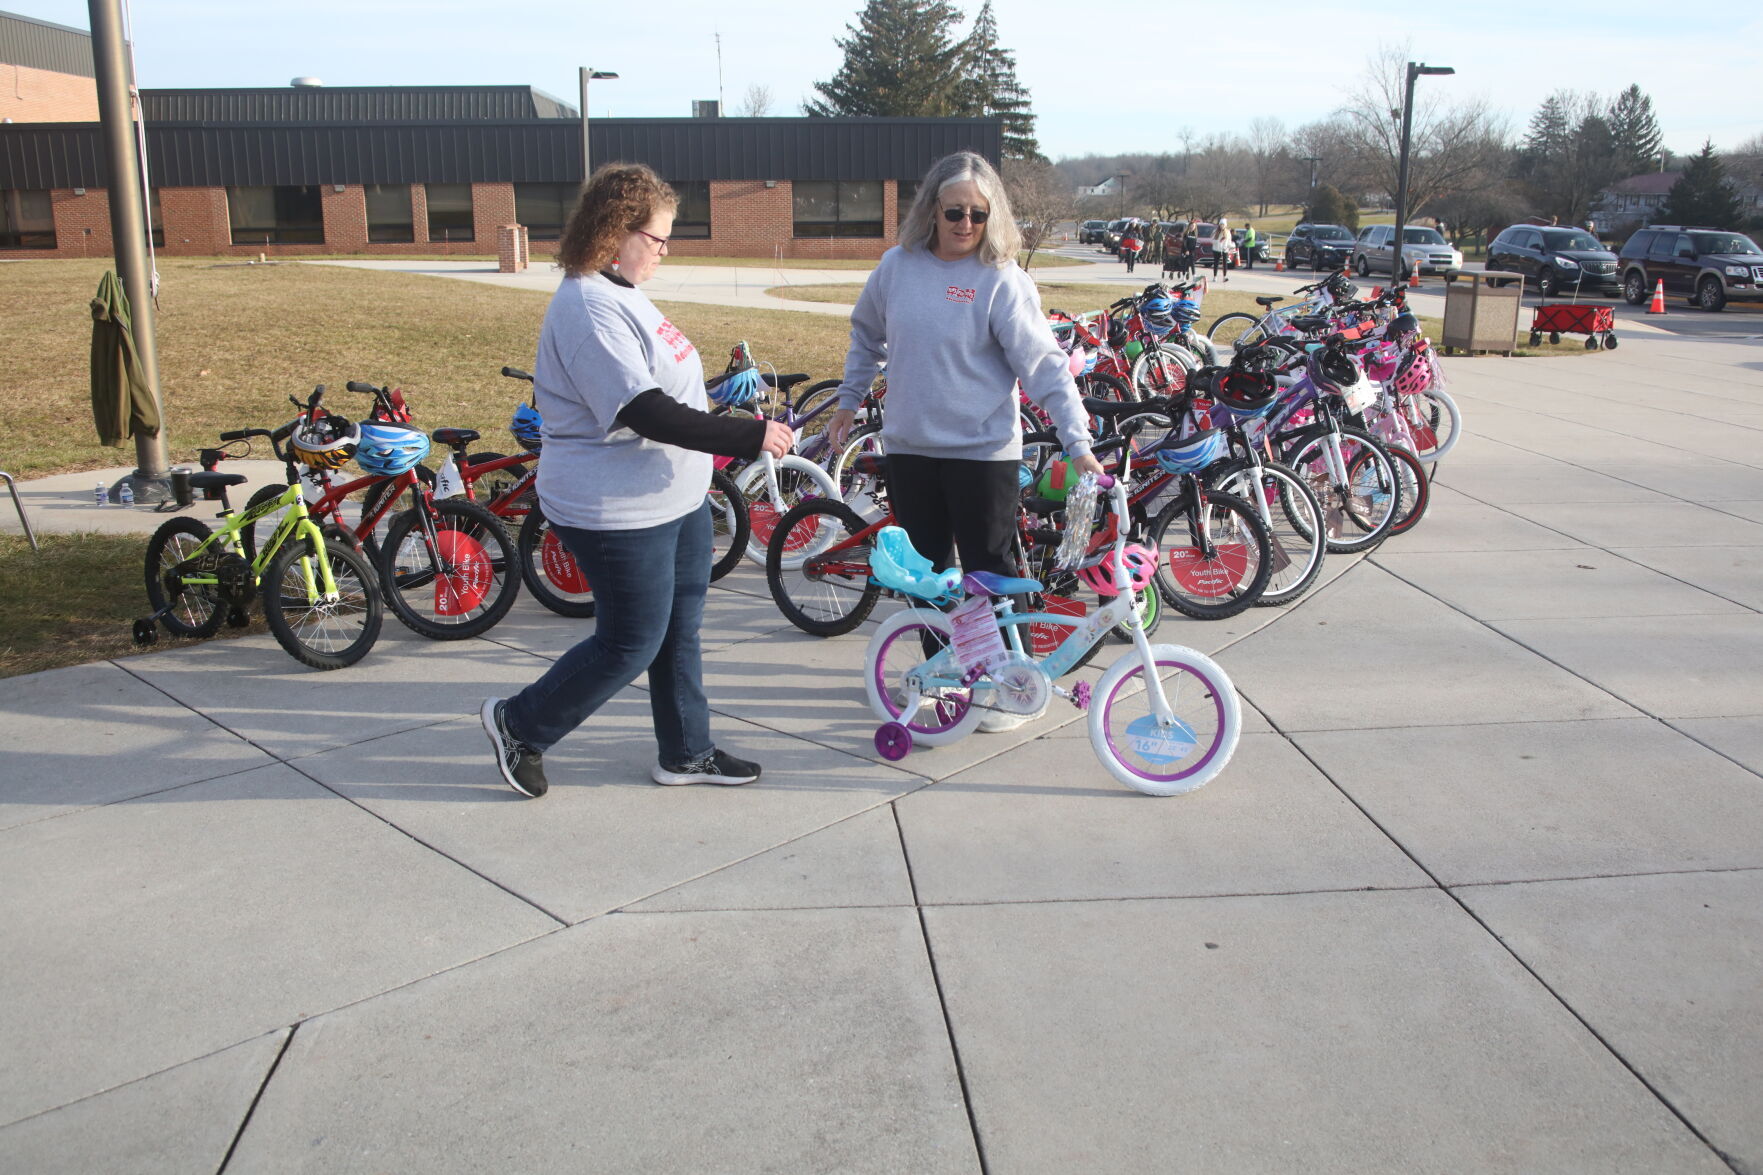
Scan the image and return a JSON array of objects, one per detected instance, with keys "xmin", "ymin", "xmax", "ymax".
[{"xmin": 885, "ymin": 453, "xmax": 1019, "ymax": 578}]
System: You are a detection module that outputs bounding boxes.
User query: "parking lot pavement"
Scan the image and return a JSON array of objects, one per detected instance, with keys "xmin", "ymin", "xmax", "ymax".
[{"xmin": 4, "ymin": 262, "xmax": 1762, "ymax": 1172}]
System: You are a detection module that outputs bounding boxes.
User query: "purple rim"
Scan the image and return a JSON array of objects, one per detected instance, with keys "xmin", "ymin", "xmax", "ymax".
[
  {"xmin": 1101, "ymin": 657, "xmax": 1226, "ymax": 783},
  {"xmin": 873, "ymin": 620, "xmax": 970, "ymax": 735}
]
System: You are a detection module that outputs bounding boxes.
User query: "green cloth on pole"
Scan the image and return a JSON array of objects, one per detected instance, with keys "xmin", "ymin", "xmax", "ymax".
[{"xmin": 89, "ymin": 269, "xmax": 159, "ymax": 447}]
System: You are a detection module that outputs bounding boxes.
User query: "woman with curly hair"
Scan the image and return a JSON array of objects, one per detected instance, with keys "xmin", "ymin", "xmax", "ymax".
[{"xmin": 481, "ymin": 162, "xmax": 793, "ymax": 798}]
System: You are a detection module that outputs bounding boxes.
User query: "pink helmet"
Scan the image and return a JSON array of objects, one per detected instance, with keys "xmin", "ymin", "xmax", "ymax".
[
  {"xmin": 1077, "ymin": 542, "xmax": 1159, "ymax": 596},
  {"xmin": 1390, "ymin": 349, "xmax": 1433, "ymax": 398}
]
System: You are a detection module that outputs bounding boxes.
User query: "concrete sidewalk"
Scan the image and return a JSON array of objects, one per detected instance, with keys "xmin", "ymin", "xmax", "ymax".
[{"xmin": 4, "ymin": 276, "xmax": 1763, "ymax": 1171}]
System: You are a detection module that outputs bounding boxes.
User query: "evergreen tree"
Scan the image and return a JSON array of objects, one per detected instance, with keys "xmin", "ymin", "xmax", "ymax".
[
  {"xmin": 1606, "ymin": 84, "xmax": 1663, "ymax": 175},
  {"xmin": 1307, "ymin": 183, "xmax": 1358, "ymax": 231},
  {"xmin": 1659, "ymin": 142, "xmax": 1746, "ymax": 228},
  {"xmin": 805, "ymin": 0, "xmax": 968, "ymax": 118},
  {"xmin": 959, "ymin": 1, "xmax": 1040, "ymax": 160},
  {"xmin": 1516, "ymin": 92, "xmax": 1571, "ymax": 184}
]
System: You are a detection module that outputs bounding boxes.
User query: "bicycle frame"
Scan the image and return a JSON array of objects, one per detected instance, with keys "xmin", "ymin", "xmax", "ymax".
[{"xmin": 181, "ymin": 482, "xmax": 342, "ymax": 599}]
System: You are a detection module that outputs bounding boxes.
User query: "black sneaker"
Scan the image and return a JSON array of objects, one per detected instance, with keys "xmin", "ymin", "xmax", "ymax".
[
  {"xmin": 651, "ymin": 747, "xmax": 762, "ymax": 787},
  {"xmin": 481, "ymin": 698, "xmax": 548, "ymax": 798}
]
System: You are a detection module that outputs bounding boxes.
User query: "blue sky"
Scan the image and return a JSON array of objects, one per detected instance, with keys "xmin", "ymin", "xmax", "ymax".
[{"xmin": 14, "ymin": 0, "xmax": 1762, "ymax": 159}]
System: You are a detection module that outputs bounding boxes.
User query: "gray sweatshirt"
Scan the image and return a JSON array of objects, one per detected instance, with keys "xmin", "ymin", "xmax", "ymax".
[{"xmin": 836, "ymin": 246, "xmax": 1094, "ymax": 462}]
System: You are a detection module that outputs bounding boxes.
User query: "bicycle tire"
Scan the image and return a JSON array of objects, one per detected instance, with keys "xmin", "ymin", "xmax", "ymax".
[
  {"xmin": 1148, "ymin": 488, "xmax": 1273, "ymax": 620},
  {"xmin": 378, "ymin": 496, "xmax": 520, "ymax": 639},
  {"xmin": 831, "ymin": 423, "xmax": 887, "ymax": 508},
  {"xmin": 261, "ymin": 534, "xmax": 383, "ymax": 670},
  {"xmin": 738, "ymin": 454, "xmax": 838, "ymax": 568},
  {"xmin": 1077, "ymin": 370, "xmax": 1136, "ymax": 405},
  {"xmin": 1411, "ymin": 386, "xmax": 1461, "ymax": 464},
  {"xmin": 1110, "ymin": 580, "xmax": 1162, "ymax": 641},
  {"xmin": 1129, "ymin": 343, "xmax": 1197, "ymax": 401},
  {"xmin": 1283, "ymin": 425, "xmax": 1402, "ymax": 554},
  {"xmin": 1209, "ymin": 459, "xmax": 1327, "ymax": 607},
  {"xmin": 1207, "ymin": 312, "xmax": 1264, "ymax": 352},
  {"xmin": 766, "ymin": 498, "xmax": 880, "ymax": 637},
  {"xmin": 708, "ymin": 467, "xmax": 749, "ymax": 583},
  {"xmin": 144, "ymin": 517, "xmax": 227, "ymax": 638},
  {"xmin": 517, "ymin": 502, "xmax": 594, "ymax": 618},
  {"xmin": 864, "ymin": 609, "xmax": 982, "ymax": 746},
  {"xmin": 1089, "ymin": 644, "xmax": 1241, "ymax": 795},
  {"xmin": 1361, "ymin": 441, "xmax": 1431, "ymax": 537}
]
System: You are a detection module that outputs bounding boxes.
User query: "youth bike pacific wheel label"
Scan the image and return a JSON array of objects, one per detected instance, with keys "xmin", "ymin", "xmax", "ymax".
[
  {"xmin": 539, "ymin": 529, "xmax": 590, "ymax": 594},
  {"xmin": 1166, "ymin": 543, "xmax": 1250, "ymax": 598},
  {"xmin": 432, "ymin": 530, "xmax": 493, "ymax": 615}
]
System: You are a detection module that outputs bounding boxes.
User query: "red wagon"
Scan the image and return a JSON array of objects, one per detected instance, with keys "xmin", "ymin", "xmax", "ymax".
[{"xmin": 1529, "ymin": 302, "xmax": 1617, "ymax": 350}]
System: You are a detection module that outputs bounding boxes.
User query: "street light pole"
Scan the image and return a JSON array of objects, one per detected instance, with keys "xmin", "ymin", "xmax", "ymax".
[
  {"xmin": 579, "ymin": 67, "xmax": 619, "ymax": 181},
  {"xmin": 1115, "ymin": 171, "xmax": 1131, "ymax": 220},
  {"xmin": 1393, "ymin": 62, "xmax": 1453, "ymax": 282}
]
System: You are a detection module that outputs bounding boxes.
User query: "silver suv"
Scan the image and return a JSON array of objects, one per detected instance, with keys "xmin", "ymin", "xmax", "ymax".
[{"xmin": 1351, "ymin": 225, "xmax": 1463, "ymax": 279}]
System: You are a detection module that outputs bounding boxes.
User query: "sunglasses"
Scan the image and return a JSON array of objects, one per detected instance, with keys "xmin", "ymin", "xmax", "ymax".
[{"xmin": 941, "ymin": 206, "xmax": 990, "ymax": 225}]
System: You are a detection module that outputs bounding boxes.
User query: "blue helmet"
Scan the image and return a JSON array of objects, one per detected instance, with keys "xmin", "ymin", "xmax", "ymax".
[
  {"xmin": 1171, "ymin": 298, "xmax": 1203, "ymax": 326},
  {"xmin": 1154, "ymin": 427, "xmax": 1228, "ymax": 475},
  {"xmin": 354, "ymin": 420, "xmax": 430, "ymax": 477},
  {"xmin": 1139, "ymin": 292, "xmax": 1177, "ymax": 338},
  {"xmin": 509, "ymin": 402, "xmax": 543, "ymax": 449},
  {"xmin": 709, "ymin": 367, "xmax": 763, "ymax": 408}
]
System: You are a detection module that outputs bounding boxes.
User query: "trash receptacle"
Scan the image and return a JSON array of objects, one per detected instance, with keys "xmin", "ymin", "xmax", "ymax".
[{"xmin": 1442, "ymin": 270, "xmax": 1523, "ymax": 355}]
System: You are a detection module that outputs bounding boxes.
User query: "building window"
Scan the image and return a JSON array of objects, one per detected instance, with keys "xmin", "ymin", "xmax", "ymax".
[
  {"xmin": 227, "ymin": 185, "xmax": 324, "ymax": 245},
  {"xmin": 897, "ymin": 180, "xmax": 920, "ymax": 226},
  {"xmin": 671, "ymin": 181, "xmax": 710, "ymax": 238},
  {"xmin": 1, "ymin": 189, "xmax": 56, "ymax": 249},
  {"xmin": 514, "ymin": 183, "xmax": 575, "ymax": 241},
  {"xmin": 146, "ymin": 188, "xmax": 163, "ymax": 247},
  {"xmin": 793, "ymin": 181, "xmax": 883, "ymax": 238},
  {"xmin": 425, "ymin": 183, "xmax": 474, "ymax": 243},
  {"xmin": 366, "ymin": 184, "xmax": 414, "ymax": 243}
]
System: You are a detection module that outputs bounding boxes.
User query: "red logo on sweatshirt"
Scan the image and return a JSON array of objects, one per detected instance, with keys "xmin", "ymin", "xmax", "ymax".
[
  {"xmin": 656, "ymin": 318, "xmax": 695, "ymax": 363},
  {"xmin": 946, "ymin": 285, "xmax": 976, "ymax": 304}
]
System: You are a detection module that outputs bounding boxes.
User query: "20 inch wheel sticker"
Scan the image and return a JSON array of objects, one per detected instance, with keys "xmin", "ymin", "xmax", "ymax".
[
  {"xmin": 1166, "ymin": 543, "xmax": 1249, "ymax": 597},
  {"xmin": 433, "ymin": 531, "xmax": 493, "ymax": 615},
  {"xmin": 540, "ymin": 529, "xmax": 590, "ymax": 593}
]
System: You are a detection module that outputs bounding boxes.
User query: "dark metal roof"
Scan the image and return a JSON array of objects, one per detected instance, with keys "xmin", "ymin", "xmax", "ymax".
[
  {"xmin": 137, "ymin": 86, "xmax": 578, "ymax": 123},
  {"xmin": 0, "ymin": 10, "xmax": 94, "ymax": 77},
  {"xmin": 0, "ymin": 117, "xmax": 1001, "ymax": 188}
]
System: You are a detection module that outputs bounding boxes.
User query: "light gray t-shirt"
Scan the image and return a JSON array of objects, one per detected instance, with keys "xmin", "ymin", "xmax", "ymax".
[
  {"xmin": 835, "ymin": 246, "xmax": 1093, "ymax": 463},
  {"xmin": 532, "ymin": 272, "xmax": 711, "ymax": 531}
]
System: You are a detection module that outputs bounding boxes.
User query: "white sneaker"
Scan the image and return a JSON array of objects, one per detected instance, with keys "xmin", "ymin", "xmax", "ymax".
[{"xmin": 977, "ymin": 709, "xmax": 1030, "ymax": 734}]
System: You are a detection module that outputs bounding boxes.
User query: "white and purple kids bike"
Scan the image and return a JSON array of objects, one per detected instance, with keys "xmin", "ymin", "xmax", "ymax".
[{"xmin": 862, "ymin": 473, "xmax": 1241, "ymax": 795}]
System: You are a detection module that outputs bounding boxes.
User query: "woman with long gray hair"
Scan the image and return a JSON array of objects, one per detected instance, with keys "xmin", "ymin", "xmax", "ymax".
[{"xmin": 826, "ymin": 151, "xmax": 1101, "ymax": 729}]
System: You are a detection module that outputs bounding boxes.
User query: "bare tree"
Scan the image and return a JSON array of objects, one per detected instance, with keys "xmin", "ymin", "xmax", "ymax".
[
  {"xmin": 1336, "ymin": 44, "xmax": 1508, "ymax": 218},
  {"xmin": 1246, "ymin": 116, "xmax": 1286, "ymax": 216},
  {"xmin": 737, "ymin": 83, "xmax": 775, "ymax": 117},
  {"xmin": 1002, "ymin": 156, "xmax": 1077, "ymax": 270}
]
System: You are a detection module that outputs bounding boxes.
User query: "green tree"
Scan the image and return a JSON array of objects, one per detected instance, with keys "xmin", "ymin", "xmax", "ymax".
[
  {"xmin": 959, "ymin": 0, "xmax": 1040, "ymax": 160},
  {"xmin": 1516, "ymin": 90, "xmax": 1624, "ymax": 226},
  {"xmin": 1606, "ymin": 84, "xmax": 1663, "ymax": 175},
  {"xmin": 1658, "ymin": 142, "xmax": 1746, "ymax": 228},
  {"xmin": 1307, "ymin": 183, "xmax": 1358, "ymax": 231},
  {"xmin": 805, "ymin": 0, "xmax": 968, "ymax": 117}
]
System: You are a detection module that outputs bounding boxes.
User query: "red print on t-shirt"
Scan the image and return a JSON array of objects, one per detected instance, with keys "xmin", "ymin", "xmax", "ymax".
[
  {"xmin": 946, "ymin": 286, "xmax": 976, "ymax": 304},
  {"xmin": 655, "ymin": 318, "xmax": 695, "ymax": 363}
]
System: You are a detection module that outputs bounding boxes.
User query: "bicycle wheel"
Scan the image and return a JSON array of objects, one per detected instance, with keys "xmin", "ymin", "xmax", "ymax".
[
  {"xmin": 1410, "ymin": 386, "xmax": 1461, "ymax": 464},
  {"xmin": 1283, "ymin": 425, "xmax": 1402, "ymax": 554},
  {"xmin": 832, "ymin": 423, "xmax": 887, "ymax": 510},
  {"xmin": 1361, "ymin": 441, "xmax": 1431, "ymax": 537},
  {"xmin": 1077, "ymin": 370, "xmax": 1136, "ymax": 404},
  {"xmin": 1129, "ymin": 343, "xmax": 1198, "ymax": 401},
  {"xmin": 738, "ymin": 454, "xmax": 837, "ymax": 568},
  {"xmin": 1209, "ymin": 460, "xmax": 1327, "ymax": 607},
  {"xmin": 766, "ymin": 498, "xmax": 880, "ymax": 637},
  {"xmin": 1148, "ymin": 489, "xmax": 1273, "ymax": 620},
  {"xmin": 1089, "ymin": 644, "xmax": 1241, "ymax": 795},
  {"xmin": 864, "ymin": 609, "xmax": 982, "ymax": 746},
  {"xmin": 262, "ymin": 534, "xmax": 382, "ymax": 670},
  {"xmin": 1110, "ymin": 580, "xmax": 1162, "ymax": 641},
  {"xmin": 1207, "ymin": 312, "xmax": 1264, "ymax": 353},
  {"xmin": 144, "ymin": 518, "xmax": 227, "ymax": 638},
  {"xmin": 378, "ymin": 497, "xmax": 520, "ymax": 639},
  {"xmin": 708, "ymin": 467, "xmax": 749, "ymax": 583},
  {"xmin": 517, "ymin": 502, "xmax": 593, "ymax": 618}
]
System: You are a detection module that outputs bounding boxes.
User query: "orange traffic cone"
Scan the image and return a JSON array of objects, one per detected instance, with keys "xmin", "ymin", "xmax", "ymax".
[
  {"xmin": 1647, "ymin": 279, "xmax": 1666, "ymax": 314},
  {"xmin": 1274, "ymin": 256, "xmax": 1285, "ymax": 272},
  {"xmin": 1407, "ymin": 267, "xmax": 1420, "ymax": 289}
]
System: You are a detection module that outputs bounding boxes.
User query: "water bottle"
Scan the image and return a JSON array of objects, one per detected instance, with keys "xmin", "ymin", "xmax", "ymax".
[
  {"xmin": 119, "ymin": 481, "xmax": 135, "ymax": 507},
  {"xmin": 95, "ymin": 482, "xmax": 106, "ymax": 507}
]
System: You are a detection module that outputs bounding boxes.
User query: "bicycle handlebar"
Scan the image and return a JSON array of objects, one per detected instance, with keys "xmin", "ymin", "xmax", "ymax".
[
  {"xmin": 344, "ymin": 381, "xmax": 380, "ymax": 394},
  {"xmin": 501, "ymin": 366, "xmax": 534, "ymax": 382}
]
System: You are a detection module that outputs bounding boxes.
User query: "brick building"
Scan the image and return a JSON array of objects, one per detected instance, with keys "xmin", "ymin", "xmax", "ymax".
[{"xmin": 0, "ymin": 13, "xmax": 1000, "ymax": 262}]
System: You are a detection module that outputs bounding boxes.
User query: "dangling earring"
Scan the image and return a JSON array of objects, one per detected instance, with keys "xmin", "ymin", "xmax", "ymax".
[{"xmin": 610, "ymin": 258, "xmax": 620, "ymax": 269}]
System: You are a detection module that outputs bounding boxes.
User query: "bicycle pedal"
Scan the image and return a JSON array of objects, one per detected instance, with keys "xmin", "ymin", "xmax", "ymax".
[{"xmin": 226, "ymin": 608, "xmax": 252, "ymax": 628}]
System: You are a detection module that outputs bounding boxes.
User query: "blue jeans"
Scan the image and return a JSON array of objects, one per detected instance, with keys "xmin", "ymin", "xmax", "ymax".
[{"xmin": 504, "ymin": 503, "xmax": 711, "ymax": 766}]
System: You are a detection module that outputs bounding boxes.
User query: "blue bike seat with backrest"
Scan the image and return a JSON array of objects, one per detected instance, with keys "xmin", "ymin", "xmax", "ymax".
[{"xmin": 870, "ymin": 527, "xmax": 963, "ymax": 602}]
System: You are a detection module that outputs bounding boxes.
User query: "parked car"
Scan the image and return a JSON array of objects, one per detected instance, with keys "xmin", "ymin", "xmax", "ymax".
[
  {"xmin": 1351, "ymin": 225, "xmax": 1463, "ymax": 279},
  {"xmin": 1487, "ymin": 225, "xmax": 1620, "ymax": 297},
  {"xmin": 1103, "ymin": 218, "xmax": 1130, "ymax": 253},
  {"xmin": 1079, "ymin": 219, "xmax": 1109, "ymax": 244},
  {"xmin": 1617, "ymin": 225, "xmax": 1763, "ymax": 312},
  {"xmin": 1283, "ymin": 223, "xmax": 1355, "ymax": 271},
  {"xmin": 1231, "ymin": 229, "xmax": 1272, "ymax": 264},
  {"xmin": 1191, "ymin": 222, "xmax": 1234, "ymax": 265}
]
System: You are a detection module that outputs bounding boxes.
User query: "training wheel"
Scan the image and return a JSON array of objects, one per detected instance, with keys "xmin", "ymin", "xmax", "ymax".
[
  {"xmin": 132, "ymin": 619, "xmax": 158, "ymax": 646},
  {"xmin": 874, "ymin": 723, "xmax": 913, "ymax": 761}
]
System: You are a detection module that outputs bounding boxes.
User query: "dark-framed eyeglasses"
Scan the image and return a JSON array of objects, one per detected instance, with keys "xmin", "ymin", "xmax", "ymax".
[
  {"xmin": 634, "ymin": 227, "xmax": 670, "ymax": 249},
  {"xmin": 941, "ymin": 206, "xmax": 990, "ymax": 225}
]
